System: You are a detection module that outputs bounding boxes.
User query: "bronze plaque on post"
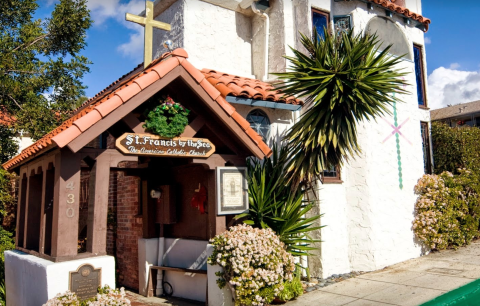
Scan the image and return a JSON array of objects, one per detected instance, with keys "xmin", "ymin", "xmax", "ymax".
[
  {"xmin": 115, "ymin": 133, "xmax": 215, "ymax": 158},
  {"xmin": 69, "ymin": 264, "xmax": 101, "ymax": 300}
]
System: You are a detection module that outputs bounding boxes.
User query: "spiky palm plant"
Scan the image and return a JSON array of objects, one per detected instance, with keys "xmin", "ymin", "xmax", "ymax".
[{"xmin": 275, "ymin": 28, "xmax": 409, "ymax": 187}]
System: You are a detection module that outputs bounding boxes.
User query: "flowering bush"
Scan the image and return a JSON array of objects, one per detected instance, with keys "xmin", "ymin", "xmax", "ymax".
[
  {"xmin": 208, "ymin": 224, "xmax": 295, "ymax": 306},
  {"xmin": 413, "ymin": 170, "xmax": 480, "ymax": 250},
  {"xmin": 43, "ymin": 286, "xmax": 130, "ymax": 306}
]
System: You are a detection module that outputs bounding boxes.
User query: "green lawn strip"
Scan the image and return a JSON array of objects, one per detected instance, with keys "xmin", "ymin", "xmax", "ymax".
[{"xmin": 420, "ymin": 278, "xmax": 480, "ymax": 306}]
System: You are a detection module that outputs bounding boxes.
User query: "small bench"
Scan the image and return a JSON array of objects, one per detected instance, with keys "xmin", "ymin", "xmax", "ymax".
[{"xmin": 147, "ymin": 265, "xmax": 207, "ymax": 298}]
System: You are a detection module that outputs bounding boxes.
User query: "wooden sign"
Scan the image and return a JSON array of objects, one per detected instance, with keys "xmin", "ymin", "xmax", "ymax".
[
  {"xmin": 115, "ymin": 133, "xmax": 215, "ymax": 158},
  {"xmin": 69, "ymin": 264, "xmax": 101, "ymax": 300}
]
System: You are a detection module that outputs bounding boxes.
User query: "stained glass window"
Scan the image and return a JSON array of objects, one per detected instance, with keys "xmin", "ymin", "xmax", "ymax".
[
  {"xmin": 334, "ymin": 15, "xmax": 351, "ymax": 35},
  {"xmin": 414, "ymin": 45, "xmax": 426, "ymax": 107},
  {"xmin": 312, "ymin": 10, "xmax": 329, "ymax": 39},
  {"xmin": 247, "ymin": 109, "xmax": 271, "ymax": 142}
]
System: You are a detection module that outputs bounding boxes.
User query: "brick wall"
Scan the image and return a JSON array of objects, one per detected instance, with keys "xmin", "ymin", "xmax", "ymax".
[
  {"xmin": 113, "ymin": 161, "xmax": 142, "ymax": 291},
  {"xmin": 105, "ymin": 134, "xmax": 143, "ymax": 291}
]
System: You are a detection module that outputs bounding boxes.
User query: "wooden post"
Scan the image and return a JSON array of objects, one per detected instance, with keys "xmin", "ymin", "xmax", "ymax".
[
  {"xmin": 85, "ymin": 149, "xmax": 138, "ymax": 254},
  {"xmin": 15, "ymin": 171, "xmax": 27, "ymax": 248},
  {"xmin": 38, "ymin": 162, "xmax": 48, "ymax": 254},
  {"xmin": 51, "ymin": 149, "xmax": 81, "ymax": 258},
  {"xmin": 207, "ymin": 170, "xmax": 225, "ymax": 238},
  {"xmin": 86, "ymin": 156, "xmax": 109, "ymax": 255}
]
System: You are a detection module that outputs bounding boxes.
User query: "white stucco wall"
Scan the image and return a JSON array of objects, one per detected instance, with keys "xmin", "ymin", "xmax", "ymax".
[
  {"xmin": 153, "ymin": 0, "xmax": 254, "ymax": 77},
  {"xmin": 14, "ymin": 136, "xmax": 33, "ymax": 153},
  {"xmin": 306, "ymin": 1, "xmax": 431, "ymax": 277},
  {"xmin": 5, "ymin": 251, "xmax": 115, "ymax": 306},
  {"xmin": 148, "ymin": 0, "xmax": 431, "ymax": 279},
  {"xmin": 138, "ymin": 238, "xmax": 209, "ymax": 302}
]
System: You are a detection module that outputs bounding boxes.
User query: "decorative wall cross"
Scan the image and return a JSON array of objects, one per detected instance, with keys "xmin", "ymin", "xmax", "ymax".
[
  {"xmin": 126, "ymin": 1, "xmax": 171, "ymax": 68},
  {"xmin": 382, "ymin": 98, "xmax": 411, "ymax": 190}
]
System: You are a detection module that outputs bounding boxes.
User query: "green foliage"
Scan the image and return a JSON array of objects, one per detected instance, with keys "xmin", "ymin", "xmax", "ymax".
[
  {"xmin": 0, "ymin": 124, "xmax": 18, "ymax": 164},
  {"xmin": 143, "ymin": 96, "xmax": 190, "ymax": 138},
  {"xmin": 0, "ymin": 226, "xmax": 14, "ymax": 305},
  {"xmin": 0, "ymin": 169, "xmax": 16, "ymax": 232},
  {"xmin": 276, "ymin": 275, "xmax": 303, "ymax": 302},
  {"xmin": 0, "ymin": 0, "xmax": 92, "ymax": 141},
  {"xmin": 413, "ymin": 170, "xmax": 480, "ymax": 250},
  {"xmin": 273, "ymin": 28, "xmax": 408, "ymax": 188},
  {"xmin": 237, "ymin": 146, "xmax": 322, "ymax": 257},
  {"xmin": 431, "ymin": 122, "xmax": 480, "ymax": 175}
]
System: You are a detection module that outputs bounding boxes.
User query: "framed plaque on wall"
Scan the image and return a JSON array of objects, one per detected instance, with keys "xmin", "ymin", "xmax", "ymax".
[{"xmin": 216, "ymin": 167, "xmax": 248, "ymax": 215}]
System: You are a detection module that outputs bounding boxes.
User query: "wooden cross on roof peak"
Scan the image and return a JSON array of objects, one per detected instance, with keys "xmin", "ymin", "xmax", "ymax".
[{"xmin": 126, "ymin": 0, "xmax": 171, "ymax": 68}]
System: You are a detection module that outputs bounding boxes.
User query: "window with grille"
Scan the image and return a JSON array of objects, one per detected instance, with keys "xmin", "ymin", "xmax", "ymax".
[
  {"xmin": 420, "ymin": 122, "xmax": 432, "ymax": 174},
  {"xmin": 322, "ymin": 165, "xmax": 342, "ymax": 183},
  {"xmin": 334, "ymin": 15, "xmax": 352, "ymax": 35},
  {"xmin": 247, "ymin": 109, "xmax": 271, "ymax": 142}
]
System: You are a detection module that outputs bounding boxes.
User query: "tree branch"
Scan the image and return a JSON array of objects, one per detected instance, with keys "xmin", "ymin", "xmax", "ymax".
[
  {"xmin": 7, "ymin": 95, "xmax": 23, "ymax": 110},
  {"xmin": 11, "ymin": 33, "xmax": 49, "ymax": 53},
  {"xmin": 4, "ymin": 70, "xmax": 42, "ymax": 75}
]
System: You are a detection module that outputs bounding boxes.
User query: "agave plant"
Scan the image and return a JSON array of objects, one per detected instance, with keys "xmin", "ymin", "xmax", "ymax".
[
  {"xmin": 237, "ymin": 146, "xmax": 322, "ymax": 256},
  {"xmin": 274, "ymin": 28, "xmax": 409, "ymax": 187}
]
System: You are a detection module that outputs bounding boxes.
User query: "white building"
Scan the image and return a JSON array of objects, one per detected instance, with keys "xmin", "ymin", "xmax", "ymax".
[{"xmin": 150, "ymin": 0, "xmax": 432, "ymax": 278}]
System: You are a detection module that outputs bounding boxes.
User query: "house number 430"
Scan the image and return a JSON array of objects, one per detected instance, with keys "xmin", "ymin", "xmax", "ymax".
[{"xmin": 66, "ymin": 181, "xmax": 75, "ymax": 218}]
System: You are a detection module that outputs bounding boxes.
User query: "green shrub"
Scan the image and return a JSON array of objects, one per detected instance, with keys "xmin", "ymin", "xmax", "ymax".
[
  {"xmin": 276, "ymin": 275, "xmax": 303, "ymax": 302},
  {"xmin": 413, "ymin": 170, "xmax": 480, "ymax": 250},
  {"xmin": 237, "ymin": 146, "xmax": 322, "ymax": 257},
  {"xmin": 0, "ymin": 169, "xmax": 17, "ymax": 232},
  {"xmin": 431, "ymin": 122, "xmax": 480, "ymax": 174},
  {"xmin": 208, "ymin": 224, "xmax": 295, "ymax": 306}
]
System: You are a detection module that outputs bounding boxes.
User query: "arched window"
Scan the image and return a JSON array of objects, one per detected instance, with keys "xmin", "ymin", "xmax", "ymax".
[
  {"xmin": 246, "ymin": 109, "xmax": 271, "ymax": 142},
  {"xmin": 365, "ymin": 17, "xmax": 412, "ymax": 60}
]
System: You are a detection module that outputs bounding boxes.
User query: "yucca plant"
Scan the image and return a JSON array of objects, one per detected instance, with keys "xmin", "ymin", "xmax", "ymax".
[
  {"xmin": 237, "ymin": 146, "xmax": 322, "ymax": 256},
  {"xmin": 274, "ymin": 28, "xmax": 409, "ymax": 188}
]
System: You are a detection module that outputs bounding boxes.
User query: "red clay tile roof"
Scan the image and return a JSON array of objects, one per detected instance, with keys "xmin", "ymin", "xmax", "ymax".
[
  {"xmin": 345, "ymin": 0, "xmax": 431, "ymax": 32},
  {"xmin": 201, "ymin": 69, "xmax": 303, "ymax": 105},
  {"xmin": 0, "ymin": 110, "xmax": 14, "ymax": 126},
  {"xmin": 3, "ymin": 49, "xmax": 278, "ymax": 171}
]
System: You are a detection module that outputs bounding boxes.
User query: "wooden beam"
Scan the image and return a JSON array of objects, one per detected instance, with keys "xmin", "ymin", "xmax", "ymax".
[
  {"xmin": 67, "ymin": 66, "xmax": 181, "ymax": 153},
  {"xmin": 123, "ymin": 113, "xmax": 145, "ymax": 133},
  {"xmin": 189, "ymin": 154, "xmax": 246, "ymax": 170},
  {"xmin": 180, "ymin": 116, "xmax": 205, "ymax": 138},
  {"xmin": 179, "ymin": 69, "xmax": 265, "ymax": 159}
]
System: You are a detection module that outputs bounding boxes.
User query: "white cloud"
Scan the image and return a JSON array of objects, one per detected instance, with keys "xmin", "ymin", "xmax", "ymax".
[
  {"xmin": 424, "ymin": 37, "xmax": 431, "ymax": 45},
  {"xmin": 86, "ymin": 0, "xmax": 145, "ymax": 61},
  {"xmin": 427, "ymin": 67, "xmax": 480, "ymax": 110},
  {"xmin": 449, "ymin": 63, "xmax": 460, "ymax": 69},
  {"xmin": 117, "ymin": 28, "xmax": 144, "ymax": 60}
]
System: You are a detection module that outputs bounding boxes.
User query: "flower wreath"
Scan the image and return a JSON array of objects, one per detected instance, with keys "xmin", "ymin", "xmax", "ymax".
[{"xmin": 143, "ymin": 96, "xmax": 190, "ymax": 138}]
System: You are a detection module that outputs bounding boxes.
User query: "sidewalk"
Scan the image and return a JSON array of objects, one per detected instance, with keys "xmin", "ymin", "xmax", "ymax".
[{"xmin": 288, "ymin": 240, "xmax": 480, "ymax": 306}]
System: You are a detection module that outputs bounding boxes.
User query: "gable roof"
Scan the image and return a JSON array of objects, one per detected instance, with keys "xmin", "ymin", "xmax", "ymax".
[
  {"xmin": 431, "ymin": 100, "xmax": 480, "ymax": 121},
  {"xmin": 3, "ymin": 49, "xmax": 281, "ymax": 171},
  {"xmin": 341, "ymin": 0, "xmax": 431, "ymax": 32}
]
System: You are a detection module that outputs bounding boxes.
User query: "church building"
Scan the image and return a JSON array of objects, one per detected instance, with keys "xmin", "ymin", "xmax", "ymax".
[{"xmin": 3, "ymin": 0, "xmax": 433, "ymax": 305}]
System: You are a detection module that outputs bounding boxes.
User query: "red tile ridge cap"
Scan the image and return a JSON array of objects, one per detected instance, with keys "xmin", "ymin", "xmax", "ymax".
[{"xmin": 351, "ymin": 0, "xmax": 431, "ymax": 31}]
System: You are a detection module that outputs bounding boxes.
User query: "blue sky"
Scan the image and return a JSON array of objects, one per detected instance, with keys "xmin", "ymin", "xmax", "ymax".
[{"xmin": 37, "ymin": 0, "xmax": 479, "ymax": 110}]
